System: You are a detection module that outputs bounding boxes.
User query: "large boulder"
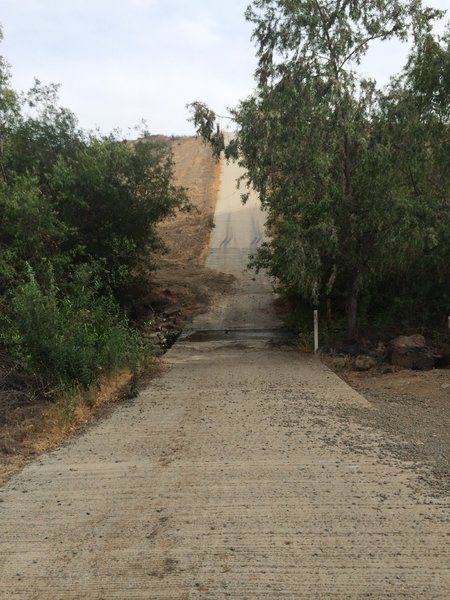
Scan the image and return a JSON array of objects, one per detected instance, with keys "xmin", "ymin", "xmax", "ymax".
[
  {"xmin": 389, "ymin": 334, "xmax": 435, "ymax": 370},
  {"xmin": 354, "ymin": 355, "xmax": 377, "ymax": 371},
  {"xmin": 390, "ymin": 334, "xmax": 427, "ymax": 350}
]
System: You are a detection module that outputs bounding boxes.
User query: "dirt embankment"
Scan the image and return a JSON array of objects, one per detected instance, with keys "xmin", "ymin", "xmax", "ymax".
[{"xmin": 143, "ymin": 136, "xmax": 234, "ymax": 326}]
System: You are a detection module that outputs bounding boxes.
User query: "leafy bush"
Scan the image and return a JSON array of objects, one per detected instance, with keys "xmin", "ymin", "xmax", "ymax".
[
  {"xmin": 1, "ymin": 266, "xmax": 141, "ymax": 394},
  {"xmin": 48, "ymin": 135, "xmax": 188, "ymax": 302},
  {"xmin": 0, "ymin": 28, "xmax": 187, "ymax": 401},
  {"xmin": 0, "ymin": 175, "xmax": 68, "ymax": 294},
  {"xmin": 0, "ymin": 37, "xmax": 188, "ymax": 309}
]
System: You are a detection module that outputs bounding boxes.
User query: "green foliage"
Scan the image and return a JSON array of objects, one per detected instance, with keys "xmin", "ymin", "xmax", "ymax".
[
  {"xmin": 0, "ymin": 28, "xmax": 185, "ymax": 394},
  {"xmin": 187, "ymin": 101, "xmax": 225, "ymax": 158},
  {"xmin": 5, "ymin": 80, "xmax": 85, "ymax": 184},
  {"xmin": 0, "ymin": 175, "xmax": 67, "ymax": 293},
  {"xmin": 0, "ymin": 37, "xmax": 188, "ymax": 305},
  {"xmin": 1, "ymin": 266, "xmax": 140, "ymax": 394},
  {"xmin": 49, "ymin": 135, "xmax": 188, "ymax": 299},
  {"xmin": 190, "ymin": 1, "xmax": 450, "ymax": 339}
]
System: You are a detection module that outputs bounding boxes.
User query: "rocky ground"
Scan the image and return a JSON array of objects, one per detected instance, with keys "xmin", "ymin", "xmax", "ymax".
[
  {"xmin": 337, "ymin": 365, "xmax": 450, "ymax": 496},
  {"xmin": 319, "ymin": 331, "xmax": 450, "ymax": 497}
]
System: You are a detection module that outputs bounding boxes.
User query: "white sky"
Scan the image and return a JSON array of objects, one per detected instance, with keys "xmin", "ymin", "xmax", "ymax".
[{"xmin": 0, "ymin": 1, "xmax": 448, "ymax": 137}]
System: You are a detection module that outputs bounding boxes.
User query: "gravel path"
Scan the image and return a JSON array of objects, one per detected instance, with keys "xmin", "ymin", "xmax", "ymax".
[{"xmin": 0, "ymin": 155, "xmax": 449, "ymax": 598}]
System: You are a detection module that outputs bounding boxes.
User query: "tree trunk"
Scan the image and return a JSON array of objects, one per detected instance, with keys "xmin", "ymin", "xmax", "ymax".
[
  {"xmin": 326, "ymin": 297, "xmax": 332, "ymax": 324},
  {"xmin": 347, "ymin": 273, "xmax": 359, "ymax": 340}
]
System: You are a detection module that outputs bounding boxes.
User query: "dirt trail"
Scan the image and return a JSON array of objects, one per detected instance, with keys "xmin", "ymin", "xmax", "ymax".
[{"xmin": 0, "ymin": 155, "xmax": 449, "ymax": 598}]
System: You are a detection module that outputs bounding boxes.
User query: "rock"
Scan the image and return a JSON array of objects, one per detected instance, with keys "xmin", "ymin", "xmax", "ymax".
[
  {"xmin": 389, "ymin": 335, "xmax": 435, "ymax": 370},
  {"xmin": 390, "ymin": 334, "xmax": 426, "ymax": 350},
  {"xmin": 326, "ymin": 356, "xmax": 350, "ymax": 371},
  {"xmin": 390, "ymin": 348, "xmax": 437, "ymax": 371},
  {"xmin": 0, "ymin": 433, "xmax": 21, "ymax": 455},
  {"xmin": 354, "ymin": 355, "xmax": 377, "ymax": 371},
  {"xmin": 162, "ymin": 305, "xmax": 182, "ymax": 318},
  {"xmin": 390, "ymin": 349, "xmax": 435, "ymax": 370},
  {"xmin": 375, "ymin": 342, "xmax": 388, "ymax": 360},
  {"xmin": 441, "ymin": 383, "xmax": 450, "ymax": 390},
  {"xmin": 195, "ymin": 285, "xmax": 210, "ymax": 303}
]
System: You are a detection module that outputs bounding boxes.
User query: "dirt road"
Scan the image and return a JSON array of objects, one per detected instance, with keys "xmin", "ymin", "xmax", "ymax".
[{"xmin": 1, "ymin": 156, "xmax": 449, "ymax": 598}]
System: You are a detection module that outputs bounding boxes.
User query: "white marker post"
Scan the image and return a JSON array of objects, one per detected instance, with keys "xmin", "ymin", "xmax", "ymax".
[
  {"xmin": 314, "ymin": 310, "xmax": 319, "ymax": 353},
  {"xmin": 448, "ymin": 316, "xmax": 450, "ymax": 330}
]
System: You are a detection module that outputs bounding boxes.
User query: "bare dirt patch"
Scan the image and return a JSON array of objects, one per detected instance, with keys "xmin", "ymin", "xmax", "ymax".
[{"xmin": 143, "ymin": 136, "xmax": 234, "ymax": 326}]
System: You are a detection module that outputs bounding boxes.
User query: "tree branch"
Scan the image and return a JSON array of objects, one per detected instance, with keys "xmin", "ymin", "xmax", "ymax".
[{"xmin": 338, "ymin": 30, "xmax": 398, "ymax": 73}]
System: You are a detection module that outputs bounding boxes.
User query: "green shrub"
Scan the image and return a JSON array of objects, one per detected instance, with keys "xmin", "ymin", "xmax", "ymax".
[
  {"xmin": 1, "ymin": 266, "xmax": 142, "ymax": 394},
  {"xmin": 0, "ymin": 175, "xmax": 68, "ymax": 294},
  {"xmin": 48, "ymin": 135, "xmax": 189, "ymax": 304}
]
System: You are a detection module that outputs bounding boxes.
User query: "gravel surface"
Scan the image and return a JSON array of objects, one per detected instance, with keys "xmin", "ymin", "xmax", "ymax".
[{"xmin": 339, "ymin": 369, "xmax": 450, "ymax": 496}]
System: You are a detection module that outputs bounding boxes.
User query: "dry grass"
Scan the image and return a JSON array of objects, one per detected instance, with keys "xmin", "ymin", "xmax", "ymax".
[
  {"xmin": 0, "ymin": 360, "xmax": 166, "ymax": 484},
  {"xmin": 146, "ymin": 137, "xmax": 234, "ymax": 323},
  {"xmin": 0, "ymin": 370, "xmax": 130, "ymax": 483}
]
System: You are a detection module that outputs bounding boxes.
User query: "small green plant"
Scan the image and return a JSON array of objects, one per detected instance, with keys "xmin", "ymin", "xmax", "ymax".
[
  {"xmin": 1, "ymin": 265, "xmax": 143, "ymax": 397},
  {"xmin": 165, "ymin": 328, "xmax": 181, "ymax": 348}
]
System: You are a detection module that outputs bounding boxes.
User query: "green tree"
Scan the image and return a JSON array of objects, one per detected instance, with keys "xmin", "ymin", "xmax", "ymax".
[
  {"xmin": 365, "ymin": 29, "xmax": 450, "ymax": 327},
  {"xmin": 0, "ymin": 174, "xmax": 67, "ymax": 293},
  {"xmin": 5, "ymin": 79, "xmax": 85, "ymax": 185},
  {"xmin": 48, "ymin": 135, "xmax": 188, "ymax": 302},
  {"xmin": 0, "ymin": 26, "xmax": 189, "ymax": 393},
  {"xmin": 1, "ymin": 30, "xmax": 188, "ymax": 306},
  {"xmin": 190, "ymin": 0, "xmax": 448, "ymax": 338}
]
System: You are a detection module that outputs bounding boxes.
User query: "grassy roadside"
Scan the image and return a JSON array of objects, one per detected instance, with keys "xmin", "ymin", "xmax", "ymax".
[{"xmin": 0, "ymin": 369, "xmax": 135, "ymax": 484}]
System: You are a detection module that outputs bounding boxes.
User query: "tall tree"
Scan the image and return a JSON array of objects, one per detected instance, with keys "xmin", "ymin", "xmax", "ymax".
[
  {"xmin": 0, "ymin": 28, "xmax": 189, "ymax": 305},
  {"xmin": 190, "ymin": 0, "xmax": 447, "ymax": 337}
]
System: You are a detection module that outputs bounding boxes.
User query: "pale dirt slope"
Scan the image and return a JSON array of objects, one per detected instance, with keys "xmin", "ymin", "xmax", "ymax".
[
  {"xmin": 0, "ymin": 155, "xmax": 449, "ymax": 599},
  {"xmin": 148, "ymin": 136, "xmax": 235, "ymax": 323}
]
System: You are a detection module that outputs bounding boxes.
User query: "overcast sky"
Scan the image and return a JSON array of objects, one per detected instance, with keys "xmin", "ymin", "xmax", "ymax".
[{"xmin": 0, "ymin": 1, "xmax": 448, "ymax": 137}]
